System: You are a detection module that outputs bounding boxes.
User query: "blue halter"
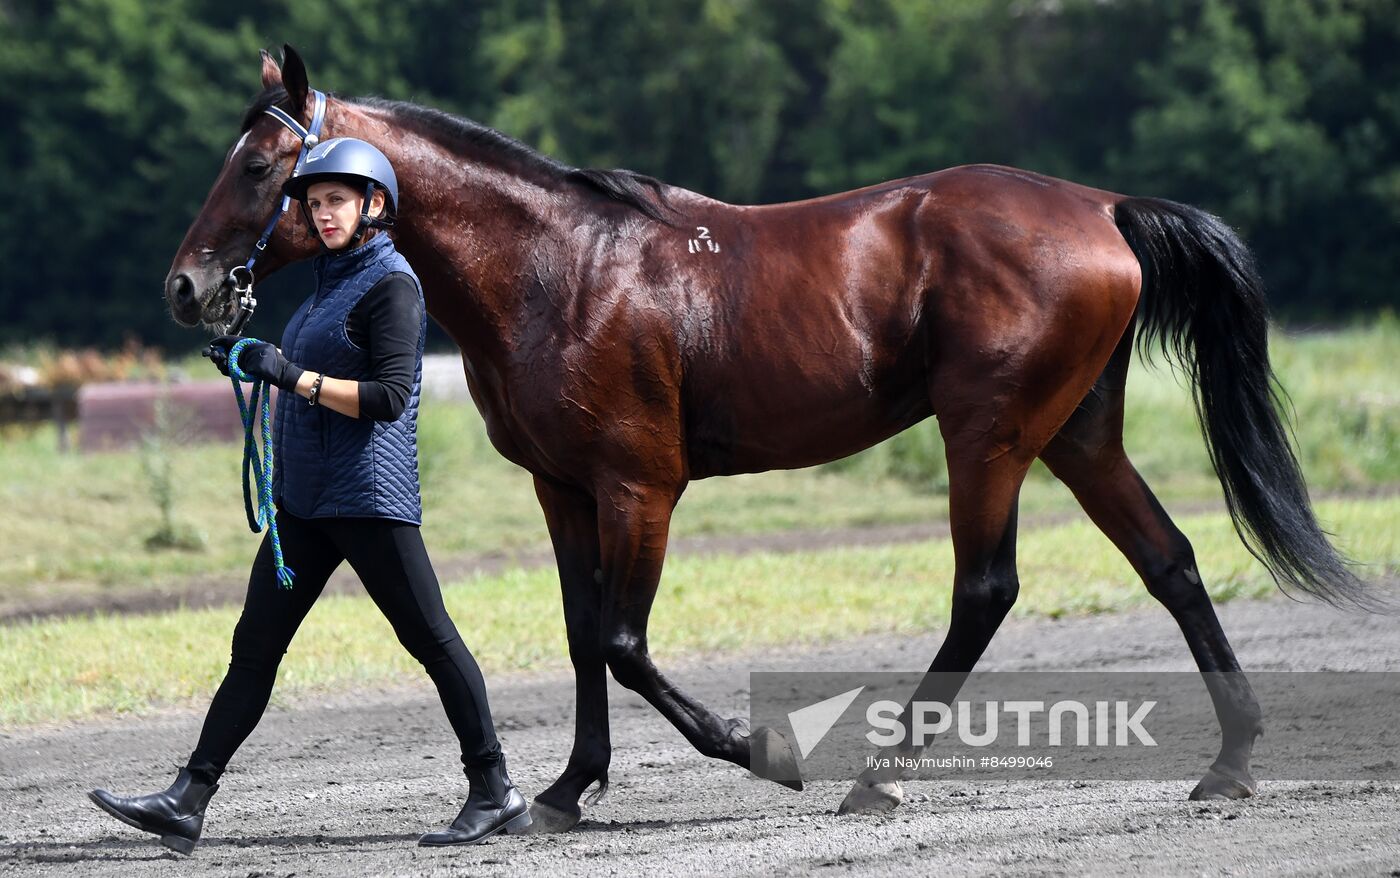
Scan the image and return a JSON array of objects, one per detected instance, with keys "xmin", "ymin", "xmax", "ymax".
[{"xmin": 224, "ymin": 89, "xmax": 327, "ymax": 335}]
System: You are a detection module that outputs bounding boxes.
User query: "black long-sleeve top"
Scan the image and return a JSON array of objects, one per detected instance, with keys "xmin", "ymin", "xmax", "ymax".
[{"xmin": 342, "ymin": 271, "xmax": 422, "ymax": 422}]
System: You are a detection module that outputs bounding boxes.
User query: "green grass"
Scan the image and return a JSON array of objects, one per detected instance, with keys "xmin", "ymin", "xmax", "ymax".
[
  {"xmin": 828, "ymin": 314, "xmax": 1400, "ymax": 502},
  {"xmin": 2, "ymin": 497, "xmax": 1395, "ymax": 728},
  {"xmin": 0, "ymin": 400, "xmax": 942, "ymax": 607},
  {"xmin": 0, "ymin": 318, "xmax": 1396, "ymax": 602}
]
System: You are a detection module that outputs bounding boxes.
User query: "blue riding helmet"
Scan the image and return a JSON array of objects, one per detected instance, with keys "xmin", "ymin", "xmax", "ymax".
[{"xmin": 283, "ymin": 137, "xmax": 399, "ymax": 245}]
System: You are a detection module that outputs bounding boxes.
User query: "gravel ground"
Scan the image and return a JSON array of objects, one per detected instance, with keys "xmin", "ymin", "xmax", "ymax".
[{"xmin": 2, "ymin": 593, "xmax": 1399, "ymax": 876}]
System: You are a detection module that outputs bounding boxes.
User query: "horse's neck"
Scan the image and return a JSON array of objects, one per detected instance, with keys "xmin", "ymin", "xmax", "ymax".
[
  {"xmin": 358, "ymin": 116, "xmax": 570, "ymax": 360},
  {"xmin": 394, "ymin": 183, "xmax": 546, "ymax": 358}
]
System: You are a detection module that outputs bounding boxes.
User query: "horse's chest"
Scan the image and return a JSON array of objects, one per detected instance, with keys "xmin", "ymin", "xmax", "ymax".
[{"xmin": 463, "ymin": 358, "xmax": 579, "ymax": 477}]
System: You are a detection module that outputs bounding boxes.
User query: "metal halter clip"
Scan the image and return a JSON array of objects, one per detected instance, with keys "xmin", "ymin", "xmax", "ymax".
[{"xmin": 225, "ymin": 265, "xmax": 258, "ymax": 336}]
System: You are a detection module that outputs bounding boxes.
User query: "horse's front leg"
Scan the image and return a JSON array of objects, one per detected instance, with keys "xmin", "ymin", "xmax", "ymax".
[
  {"xmin": 523, "ymin": 476, "xmax": 611, "ymax": 834},
  {"xmin": 595, "ymin": 480, "xmax": 803, "ymax": 791}
]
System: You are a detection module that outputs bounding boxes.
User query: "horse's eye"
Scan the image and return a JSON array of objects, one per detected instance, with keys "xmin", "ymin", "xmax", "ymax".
[{"xmin": 244, "ymin": 160, "xmax": 271, "ymax": 179}]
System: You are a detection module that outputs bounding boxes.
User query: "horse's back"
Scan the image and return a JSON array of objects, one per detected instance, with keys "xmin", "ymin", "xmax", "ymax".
[{"xmin": 668, "ymin": 164, "xmax": 1141, "ymax": 479}]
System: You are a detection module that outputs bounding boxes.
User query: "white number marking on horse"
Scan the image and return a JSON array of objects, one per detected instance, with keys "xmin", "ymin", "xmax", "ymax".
[{"xmin": 687, "ymin": 226, "xmax": 722, "ymax": 254}]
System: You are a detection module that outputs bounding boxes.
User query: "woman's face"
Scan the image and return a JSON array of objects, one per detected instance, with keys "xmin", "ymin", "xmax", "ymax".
[{"xmin": 305, "ymin": 181, "xmax": 386, "ymax": 250}]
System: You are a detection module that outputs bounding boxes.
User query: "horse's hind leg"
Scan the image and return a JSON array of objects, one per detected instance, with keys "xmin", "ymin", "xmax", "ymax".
[
  {"xmin": 525, "ymin": 476, "xmax": 611, "ymax": 833},
  {"xmin": 1038, "ymin": 334, "xmax": 1262, "ymax": 799},
  {"xmin": 840, "ymin": 419, "xmax": 1033, "ymax": 814}
]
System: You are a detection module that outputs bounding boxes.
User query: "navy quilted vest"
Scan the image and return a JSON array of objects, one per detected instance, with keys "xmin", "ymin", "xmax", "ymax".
[{"xmin": 272, "ymin": 232, "xmax": 427, "ymax": 523}]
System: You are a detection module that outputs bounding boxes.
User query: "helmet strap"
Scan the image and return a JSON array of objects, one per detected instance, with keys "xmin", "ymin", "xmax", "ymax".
[
  {"xmin": 358, "ymin": 180, "xmax": 397, "ymax": 237},
  {"xmin": 347, "ymin": 182, "xmax": 374, "ymax": 249}
]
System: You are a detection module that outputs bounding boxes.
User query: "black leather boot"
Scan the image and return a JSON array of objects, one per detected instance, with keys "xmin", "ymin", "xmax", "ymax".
[
  {"xmin": 88, "ymin": 768, "xmax": 218, "ymax": 855},
  {"xmin": 418, "ymin": 755, "xmax": 532, "ymax": 846}
]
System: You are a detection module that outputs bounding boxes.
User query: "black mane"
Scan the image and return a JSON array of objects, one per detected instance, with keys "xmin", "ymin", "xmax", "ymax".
[
  {"xmin": 241, "ymin": 87, "xmax": 674, "ymax": 223},
  {"xmin": 241, "ymin": 86, "xmax": 290, "ymax": 133},
  {"xmin": 356, "ymin": 96, "xmax": 675, "ymax": 223}
]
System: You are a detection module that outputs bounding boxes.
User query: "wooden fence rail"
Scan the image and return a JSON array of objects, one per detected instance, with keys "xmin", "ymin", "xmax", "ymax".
[{"xmin": 1, "ymin": 382, "xmax": 269, "ymax": 452}]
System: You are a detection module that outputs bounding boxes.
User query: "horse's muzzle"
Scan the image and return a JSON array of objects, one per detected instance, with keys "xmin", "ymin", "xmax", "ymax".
[
  {"xmin": 166, "ymin": 272, "xmax": 202, "ymax": 326},
  {"xmin": 166, "ymin": 271, "xmax": 233, "ymax": 328}
]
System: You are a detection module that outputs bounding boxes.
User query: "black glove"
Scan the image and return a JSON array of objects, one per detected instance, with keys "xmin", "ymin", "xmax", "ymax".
[
  {"xmin": 204, "ymin": 335, "xmax": 305, "ymax": 391},
  {"xmin": 202, "ymin": 336, "xmax": 234, "ymax": 377}
]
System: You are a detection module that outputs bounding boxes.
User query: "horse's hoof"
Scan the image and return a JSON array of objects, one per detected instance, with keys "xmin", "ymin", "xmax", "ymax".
[
  {"xmin": 837, "ymin": 779, "xmax": 903, "ymax": 815},
  {"xmin": 515, "ymin": 799, "xmax": 580, "ymax": 834},
  {"xmin": 749, "ymin": 725, "xmax": 804, "ymax": 791},
  {"xmin": 1189, "ymin": 768, "xmax": 1256, "ymax": 801}
]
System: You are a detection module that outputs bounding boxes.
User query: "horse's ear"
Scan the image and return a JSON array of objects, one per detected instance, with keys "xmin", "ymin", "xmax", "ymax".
[
  {"xmin": 280, "ymin": 44, "xmax": 309, "ymax": 116},
  {"xmin": 260, "ymin": 48, "xmax": 282, "ymax": 90}
]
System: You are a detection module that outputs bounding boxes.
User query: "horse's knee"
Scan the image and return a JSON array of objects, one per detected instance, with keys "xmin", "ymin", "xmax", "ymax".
[
  {"xmin": 953, "ymin": 570, "xmax": 1020, "ymax": 623},
  {"xmin": 565, "ymin": 623, "xmax": 607, "ymax": 669},
  {"xmin": 569, "ymin": 644, "xmax": 606, "ymax": 672},
  {"xmin": 602, "ymin": 634, "xmax": 650, "ymax": 691}
]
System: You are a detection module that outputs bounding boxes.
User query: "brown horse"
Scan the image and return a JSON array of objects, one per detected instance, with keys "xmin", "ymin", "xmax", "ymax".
[{"xmin": 166, "ymin": 47, "xmax": 1372, "ymax": 830}]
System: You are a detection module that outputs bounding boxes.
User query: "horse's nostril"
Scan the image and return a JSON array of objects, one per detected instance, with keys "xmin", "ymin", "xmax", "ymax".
[{"xmin": 171, "ymin": 274, "xmax": 195, "ymax": 305}]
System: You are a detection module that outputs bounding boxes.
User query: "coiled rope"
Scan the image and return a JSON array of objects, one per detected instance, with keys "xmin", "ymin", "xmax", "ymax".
[{"xmin": 227, "ymin": 338, "xmax": 295, "ymax": 588}]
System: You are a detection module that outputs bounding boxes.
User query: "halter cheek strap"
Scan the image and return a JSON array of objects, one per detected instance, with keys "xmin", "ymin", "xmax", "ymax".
[{"xmin": 225, "ymin": 88, "xmax": 327, "ymax": 333}]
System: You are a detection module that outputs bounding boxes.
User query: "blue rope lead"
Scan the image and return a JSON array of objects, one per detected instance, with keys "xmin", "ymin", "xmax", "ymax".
[{"xmin": 227, "ymin": 338, "xmax": 295, "ymax": 589}]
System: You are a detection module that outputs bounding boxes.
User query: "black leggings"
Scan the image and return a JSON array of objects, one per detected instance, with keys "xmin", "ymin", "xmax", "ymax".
[{"xmin": 185, "ymin": 508, "xmax": 501, "ymax": 783}]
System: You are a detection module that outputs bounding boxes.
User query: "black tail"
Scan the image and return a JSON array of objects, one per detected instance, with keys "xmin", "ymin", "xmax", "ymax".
[{"xmin": 1114, "ymin": 196, "xmax": 1377, "ymax": 611}]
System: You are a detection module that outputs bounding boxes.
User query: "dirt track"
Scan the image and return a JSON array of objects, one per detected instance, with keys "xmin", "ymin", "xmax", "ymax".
[{"xmin": 2, "ymin": 593, "xmax": 1399, "ymax": 876}]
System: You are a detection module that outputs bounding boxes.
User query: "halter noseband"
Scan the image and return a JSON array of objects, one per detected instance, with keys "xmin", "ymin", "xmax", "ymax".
[{"xmin": 224, "ymin": 88, "xmax": 327, "ymax": 334}]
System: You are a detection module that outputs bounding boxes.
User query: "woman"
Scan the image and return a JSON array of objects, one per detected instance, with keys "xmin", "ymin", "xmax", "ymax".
[{"xmin": 88, "ymin": 137, "xmax": 531, "ymax": 853}]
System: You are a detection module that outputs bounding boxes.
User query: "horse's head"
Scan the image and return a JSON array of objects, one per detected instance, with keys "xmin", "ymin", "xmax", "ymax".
[{"xmin": 164, "ymin": 45, "xmax": 324, "ymax": 331}]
